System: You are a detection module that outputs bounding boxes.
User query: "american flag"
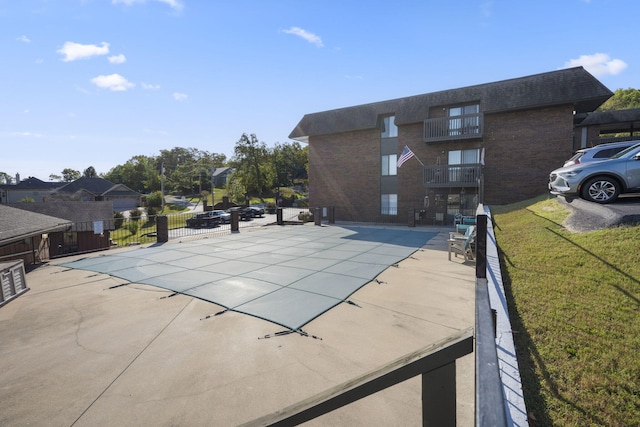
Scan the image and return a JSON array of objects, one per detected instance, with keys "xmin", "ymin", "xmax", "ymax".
[{"xmin": 396, "ymin": 145, "xmax": 415, "ymax": 168}]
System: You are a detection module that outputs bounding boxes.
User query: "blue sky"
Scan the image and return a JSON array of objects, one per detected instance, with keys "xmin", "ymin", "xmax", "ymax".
[{"xmin": 1, "ymin": 0, "xmax": 637, "ymax": 181}]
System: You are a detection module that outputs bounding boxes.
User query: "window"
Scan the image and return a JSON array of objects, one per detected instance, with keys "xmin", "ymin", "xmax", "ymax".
[
  {"xmin": 381, "ymin": 194, "xmax": 397, "ymax": 215},
  {"xmin": 381, "ymin": 116, "xmax": 398, "ymax": 138},
  {"xmin": 448, "ymin": 148, "xmax": 480, "ymax": 165},
  {"xmin": 448, "ymin": 149, "xmax": 480, "ymax": 183},
  {"xmin": 448, "ymin": 104, "xmax": 480, "ymax": 136},
  {"xmin": 381, "ymin": 154, "xmax": 397, "ymax": 176}
]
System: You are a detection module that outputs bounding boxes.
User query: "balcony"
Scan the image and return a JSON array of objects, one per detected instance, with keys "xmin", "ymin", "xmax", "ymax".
[
  {"xmin": 424, "ymin": 164, "xmax": 482, "ymax": 188},
  {"xmin": 424, "ymin": 113, "xmax": 483, "ymax": 142}
]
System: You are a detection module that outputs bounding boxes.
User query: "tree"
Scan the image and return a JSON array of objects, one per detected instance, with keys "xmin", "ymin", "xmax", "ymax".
[
  {"xmin": 598, "ymin": 88, "xmax": 640, "ymax": 111},
  {"xmin": 62, "ymin": 168, "xmax": 81, "ymax": 182},
  {"xmin": 48, "ymin": 173, "xmax": 62, "ymax": 182},
  {"xmin": 104, "ymin": 155, "xmax": 159, "ymax": 193},
  {"xmin": 230, "ymin": 133, "xmax": 269, "ymax": 199},
  {"xmin": 83, "ymin": 166, "xmax": 98, "ymax": 178},
  {"xmin": 270, "ymin": 141, "xmax": 308, "ymax": 189},
  {"xmin": 0, "ymin": 172, "xmax": 13, "ymax": 184},
  {"xmin": 159, "ymin": 147, "xmax": 226, "ymax": 195}
]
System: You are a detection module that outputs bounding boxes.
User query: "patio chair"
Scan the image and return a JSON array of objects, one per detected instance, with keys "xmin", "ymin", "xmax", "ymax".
[
  {"xmin": 449, "ymin": 225, "xmax": 475, "ymax": 241},
  {"xmin": 448, "ymin": 227, "xmax": 476, "ymax": 262}
]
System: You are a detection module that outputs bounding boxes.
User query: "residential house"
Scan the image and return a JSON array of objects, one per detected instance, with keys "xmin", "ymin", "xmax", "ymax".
[
  {"xmin": 212, "ymin": 167, "xmax": 234, "ymax": 187},
  {"xmin": 289, "ymin": 67, "xmax": 613, "ymax": 224},
  {"xmin": 0, "ymin": 176, "xmax": 65, "ymax": 204},
  {"xmin": 8, "ymin": 201, "xmax": 115, "ymax": 258},
  {"xmin": 49, "ymin": 177, "xmax": 142, "ymax": 211}
]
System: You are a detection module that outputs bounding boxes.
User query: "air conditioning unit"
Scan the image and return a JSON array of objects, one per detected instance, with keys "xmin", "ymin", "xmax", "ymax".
[{"xmin": 0, "ymin": 260, "xmax": 29, "ymax": 307}]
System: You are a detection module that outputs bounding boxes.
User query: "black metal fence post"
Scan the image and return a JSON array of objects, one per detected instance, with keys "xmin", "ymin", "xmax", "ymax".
[
  {"xmin": 156, "ymin": 215, "xmax": 168, "ymax": 243},
  {"xmin": 230, "ymin": 210, "xmax": 239, "ymax": 232},
  {"xmin": 475, "ymin": 212, "xmax": 487, "ymax": 279},
  {"xmin": 276, "ymin": 207, "xmax": 284, "ymax": 225}
]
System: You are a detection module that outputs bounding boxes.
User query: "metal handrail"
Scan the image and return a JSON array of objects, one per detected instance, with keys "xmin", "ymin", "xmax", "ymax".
[
  {"xmin": 474, "ymin": 207, "xmax": 509, "ymax": 426},
  {"xmin": 424, "ymin": 114, "xmax": 483, "ymax": 142},
  {"xmin": 240, "ymin": 329, "xmax": 474, "ymax": 427},
  {"xmin": 423, "ymin": 164, "xmax": 482, "ymax": 188}
]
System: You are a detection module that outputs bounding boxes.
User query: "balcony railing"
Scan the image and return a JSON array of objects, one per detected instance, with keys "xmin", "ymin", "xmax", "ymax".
[
  {"xmin": 424, "ymin": 164, "xmax": 482, "ymax": 188},
  {"xmin": 424, "ymin": 114, "xmax": 483, "ymax": 142}
]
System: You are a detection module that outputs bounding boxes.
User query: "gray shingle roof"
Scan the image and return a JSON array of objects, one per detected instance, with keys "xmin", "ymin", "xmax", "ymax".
[
  {"xmin": 289, "ymin": 67, "xmax": 613, "ymax": 140},
  {"xmin": 0, "ymin": 205, "xmax": 71, "ymax": 244},
  {"xmin": 577, "ymin": 108, "xmax": 640, "ymax": 126},
  {"xmin": 7, "ymin": 201, "xmax": 115, "ymax": 233},
  {"xmin": 0, "ymin": 177, "xmax": 65, "ymax": 191},
  {"xmin": 212, "ymin": 167, "xmax": 234, "ymax": 177},
  {"xmin": 56, "ymin": 177, "xmax": 141, "ymax": 197},
  {"xmin": 8, "ymin": 201, "xmax": 114, "ymax": 222}
]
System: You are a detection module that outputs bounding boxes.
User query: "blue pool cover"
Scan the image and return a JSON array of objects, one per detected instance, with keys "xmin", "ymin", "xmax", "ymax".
[{"xmin": 61, "ymin": 225, "xmax": 436, "ymax": 331}]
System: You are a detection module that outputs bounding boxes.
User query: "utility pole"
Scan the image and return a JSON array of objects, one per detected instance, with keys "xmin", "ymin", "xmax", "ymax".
[{"xmin": 161, "ymin": 162, "xmax": 165, "ymax": 211}]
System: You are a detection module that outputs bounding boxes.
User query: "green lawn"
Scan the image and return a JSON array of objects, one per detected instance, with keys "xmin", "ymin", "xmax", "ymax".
[{"xmin": 493, "ymin": 197, "xmax": 640, "ymax": 426}]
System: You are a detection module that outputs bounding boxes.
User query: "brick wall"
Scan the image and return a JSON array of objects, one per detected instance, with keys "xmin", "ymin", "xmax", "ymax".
[
  {"xmin": 307, "ymin": 104, "xmax": 575, "ymax": 221},
  {"xmin": 308, "ymin": 129, "xmax": 381, "ymax": 221},
  {"xmin": 482, "ymin": 106, "xmax": 574, "ymax": 204}
]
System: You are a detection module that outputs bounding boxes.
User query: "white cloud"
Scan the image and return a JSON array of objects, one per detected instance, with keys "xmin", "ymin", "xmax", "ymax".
[
  {"xmin": 112, "ymin": 0, "xmax": 184, "ymax": 11},
  {"xmin": 91, "ymin": 74, "xmax": 135, "ymax": 91},
  {"xmin": 17, "ymin": 35, "xmax": 31, "ymax": 43},
  {"xmin": 141, "ymin": 82, "xmax": 160, "ymax": 90},
  {"xmin": 12, "ymin": 131, "xmax": 43, "ymax": 138},
  {"xmin": 58, "ymin": 41, "xmax": 110, "ymax": 62},
  {"xmin": 108, "ymin": 54, "xmax": 126, "ymax": 64},
  {"xmin": 173, "ymin": 92, "xmax": 188, "ymax": 101},
  {"xmin": 563, "ymin": 53, "xmax": 627, "ymax": 77},
  {"xmin": 282, "ymin": 27, "xmax": 324, "ymax": 47}
]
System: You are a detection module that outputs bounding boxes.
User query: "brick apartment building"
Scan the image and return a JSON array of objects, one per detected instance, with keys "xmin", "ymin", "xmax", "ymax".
[{"xmin": 289, "ymin": 67, "xmax": 613, "ymax": 224}]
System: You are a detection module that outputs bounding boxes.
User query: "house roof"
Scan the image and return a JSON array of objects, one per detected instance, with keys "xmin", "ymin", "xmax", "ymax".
[
  {"xmin": 577, "ymin": 108, "xmax": 640, "ymax": 128},
  {"xmin": 8, "ymin": 201, "xmax": 115, "ymax": 222},
  {"xmin": 289, "ymin": 67, "xmax": 613, "ymax": 141},
  {"xmin": 0, "ymin": 205, "xmax": 71, "ymax": 245},
  {"xmin": 212, "ymin": 167, "xmax": 234, "ymax": 177},
  {"xmin": 56, "ymin": 177, "xmax": 141, "ymax": 197},
  {"xmin": 0, "ymin": 176, "xmax": 65, "ymax": 191}
]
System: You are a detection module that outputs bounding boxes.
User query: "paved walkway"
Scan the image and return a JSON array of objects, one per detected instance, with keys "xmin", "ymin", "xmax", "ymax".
[{"xmin": 0, "ymin": 224, "xmax": 476, "ymax": 426}]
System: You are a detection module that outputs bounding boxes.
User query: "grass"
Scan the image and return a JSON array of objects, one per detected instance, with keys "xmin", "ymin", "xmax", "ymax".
[{"xmin": 493, "ymin": 196, "xmax": 640, "ymax": 426}]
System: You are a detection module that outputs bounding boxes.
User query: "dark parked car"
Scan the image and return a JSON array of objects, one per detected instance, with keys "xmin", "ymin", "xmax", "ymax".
[
  {"xmin": 186, "ymin": 211, "xmax": 223, "ymax": 228},
  {"xmin": 246, "ymin": 206, "xmax": 265, "ymax": 217},
  {"xmin": 226, "ymin": 207, "xmax": 253, "ymax": 221},
  {"xmin": 549, "ymin": 142, "xmax": 640, "ymax": 203},
  {"xmin": 563, "ymin": 141, "xmax": 637, "ymax": 167}
]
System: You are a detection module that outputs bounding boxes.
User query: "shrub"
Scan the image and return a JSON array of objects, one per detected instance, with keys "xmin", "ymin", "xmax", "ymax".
[
  {"xmin": 127, "ymin": 220, "xmax": 139, "ymax": 236},
  {"xmin": 147, "ymin": 206, "xmax": 158, "ymax": 217},
  {"xmin": 114, "ymin": 212, "xmax": 124, "ymax": 229},
  {"xmin": 297, "ymin": 210, "xmax": 314, "ymax": 222},
  {"xmin": 146, "ymin": 191, "xmax": 163, "ymax": 209},
  {"xmin": 129, "ymin": 208, "xmax": 143, "ymax": 221}
]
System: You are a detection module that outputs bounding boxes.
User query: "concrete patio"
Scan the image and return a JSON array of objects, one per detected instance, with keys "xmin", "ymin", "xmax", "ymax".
[{"xmin": 0, "ymin": 223, "xmax": 476, "ymax": 426}]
